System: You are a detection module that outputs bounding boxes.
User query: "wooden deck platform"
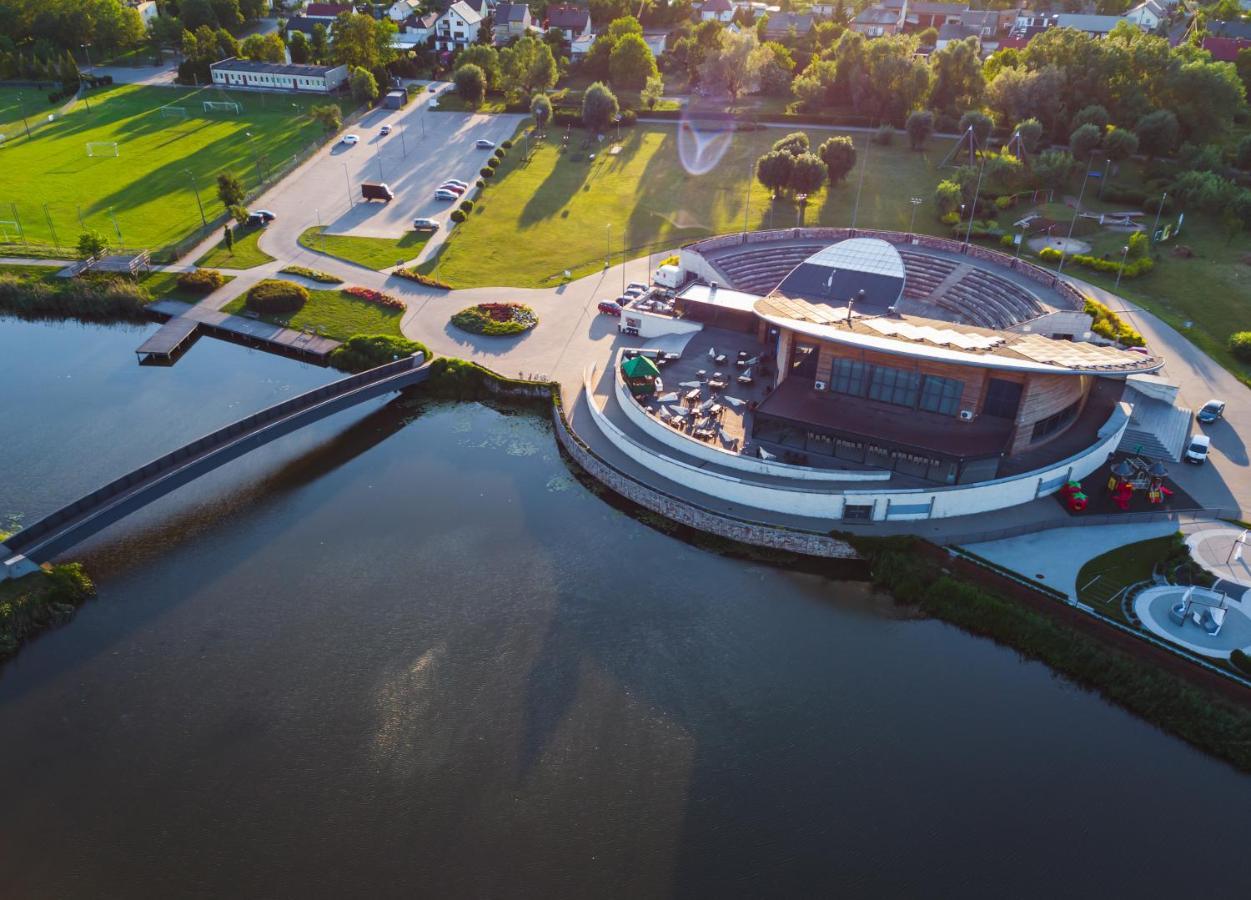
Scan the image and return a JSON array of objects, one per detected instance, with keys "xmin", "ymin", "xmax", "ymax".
[{"xmin": 137, "ymin": 300, "xmax": 342, "ymax": 364}]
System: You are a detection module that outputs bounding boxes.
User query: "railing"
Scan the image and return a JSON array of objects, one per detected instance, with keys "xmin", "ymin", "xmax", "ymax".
[{"xmin": 3, "ymin": 354, "xmax": 428, "ymax": 562}]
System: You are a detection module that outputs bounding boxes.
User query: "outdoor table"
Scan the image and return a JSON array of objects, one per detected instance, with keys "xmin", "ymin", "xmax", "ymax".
[
  {"xmin": 684, "ymin": 388, "xmax": 701, "ymax": 402},
  {"xmin": 697, "ymin": 370, "xmax": 707, "ymax": 381},
  {"xmin": 708, "ymin": 379, "xmax": 727, "ymax": 391}
]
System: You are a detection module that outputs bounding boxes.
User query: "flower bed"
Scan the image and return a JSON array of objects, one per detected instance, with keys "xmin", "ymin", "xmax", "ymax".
[
  {"xmin": 279, "ymin": 265, "xmax": 342, "ymax": 284},
  {"xmin": 344, "ymin": 286, "xmax": 404, "ymax": 309},
  {"xmin": 394, "ymin": 268, "xmax": 452, "ymax": 289},
  {"xmin": 450, "ymin": 302, "xmax": 538, "ymax": 336}
]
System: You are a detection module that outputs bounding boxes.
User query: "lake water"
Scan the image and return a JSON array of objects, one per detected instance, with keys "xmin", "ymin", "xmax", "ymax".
[{"xmin": 1, "ymin": 319, "xmax": 1249, "ymax": 899}]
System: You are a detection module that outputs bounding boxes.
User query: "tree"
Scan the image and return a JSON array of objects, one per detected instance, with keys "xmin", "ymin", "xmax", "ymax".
[
  {"xmin": 499, "ymin": 36, "xmax": 557, "ymax": 96},
  {"xmin": 934, "ymin": 179, "xmax": 962, "ymax": 215},
  {"xmin": 1161, "ymin": 59, "xmax": 1246, "ymax": 139},
  {"xmin": 454, "ymin": 64, "xmax": 487, "ymax": 107},
  {"xmin": 478, "ymin": 11, "xmax": 494, "ymax": 45},
  {"xmin": 1032, "ymin": 150, "xmax": 1076, "ymax": 188},
  {"xmin": 1237, "ymin": 47, "xmax": 1251, "ymax": 99},
  {"xmin": 457, "ymin": 44, "xmax": 500, "ymax": 89},
  {"xmin": 789, "ymin": 152, "xmax": 826, "ymax": 195},
  {"xmin": 583, "ymin": 33, "xmax": 617, "ymax": 79},
  {"xmin": 216, "ymin": 172, "xmax": 245, "ymax": 208},
  {"xmin": 609, "ymin": 33, "xmax": 657, "ymax": 90},
  {"xmin": 1134, "ymin": 109, "xmax": 1178, "ymax": 159},
  {"xmin": 1237, "ymin": 135, "xmax": 1251, "ymax": 171},
  {"xmin": 958, "ymin": 110, "xmax": 992, "ymax": 148},
  {"xmin": 240, "ymin": 33, "xmax": 286, "ymax": 63},
  {"xmin": 773, "ymin": 132, "xmax": 809, "ymax": 156},
  {"xmin": 699, "ymin": 30, "xmax": 763, "ymax": 101},
  {"xmin": 640, "ymin": 74, "xmax": 664, "ymax": 108},
  {"xmin": 223, "ymin": 224, "xmax": 234, "ymax": 252},
  {"xmin": 215, "ymin": 27, "xmax": 240, "ymax": 60},
  {"xmin": 350, "ymin": 66, "xmax": 379, "ymax": 104},
  {"xmin": 310, "ymin": 24, "xmax": 329, "ymax": 64},
  {"xmin": 210, "ymin": 0, "xmax": 243, "ymax": 30},
  {"xmin": 180, "ymin": 0, "xmax": 218, "ymax": 30},
  {"xmin": 1071, "ymin": 104, "xmax": 1108, "ymax": 132},
  {"xmin": 240, "ymin": 0, "xmax": 267, "ymax": 22},
  {"xmin": 77, "ymin": 229, "xmax": 107, "ymax": 259},
  {"xmin": 310, "ymin": 103, "xmax": 341, "ymax": 132},
  {"xmin": 1069, "ymin": 123, "xmax": 1102, "ymax": 160},
  {"xmin": 582, "ymin": 81, "xmax": 618, "ymax": 132},
  {"xmin": 531, "ymin": 92, "xmax": 552, "ymax": 127},
  {"xmin": 818, "ymin": 135, "xmax": 856, "ymax": 184},
  {"xmin": 756, "ymin": 150, "xmax": 795, "ymax": 195},
  {"xmin": 905, "ymin": 110, "xmax": 934, "ymax": 150},
  {"xmin": 289, "ymin": 31, "xmax": 310, "ymax": 64},
  {"xmin": 917, "ymin": 26, "xmax": 938, "ymax": 48},
  {"xmin": 928, "ymin": 37, "xmax": 984, "ymax": 115},
  {"xmin": 1015, "ymin": 118, "xmax": 1043, "ymax": 153},
  {"xmin": 1103, "ymin": 127, "xmax": 1138, "ymax": 161},
  {"xmin": 331, "ymin": 12, "xmax": 397, "ymax": 72}
]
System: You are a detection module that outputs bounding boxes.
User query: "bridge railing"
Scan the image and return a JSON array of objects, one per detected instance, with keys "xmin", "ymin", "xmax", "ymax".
[{"xmin": 4, "ymin": 354, "xmax": 424, "ymax": 556}]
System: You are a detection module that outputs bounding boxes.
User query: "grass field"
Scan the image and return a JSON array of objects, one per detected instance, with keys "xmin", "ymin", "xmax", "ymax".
[
  {"xmin": 0, "ymin": 85, "xmax": 350, "ymax": 260},
  {"xmin": 195, "ymin": 224, "xmax": 275, "ymax": 269},
  {"xmin": 0, "ymin": 262, "xmax": 232, "ymax": 304},
  {"xmin": 420, "ymin": 124, "xmax": 947, "ymax": 288},
  {"xmin": 222, "ymin": 287, "xmax": 404, "ymax": 341},
  {"xmin": 299, "ymin": 226, "xmax": 431, "ymax": 270}
]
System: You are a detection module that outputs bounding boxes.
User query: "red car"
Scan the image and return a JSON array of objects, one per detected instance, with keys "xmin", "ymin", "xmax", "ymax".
[{"xmin": 597, "ymin": 300, "xmax": 622, "ymax": 317}]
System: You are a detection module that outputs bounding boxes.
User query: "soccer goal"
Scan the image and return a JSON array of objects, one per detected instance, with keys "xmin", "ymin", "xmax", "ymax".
[
  {"xmin": 160, "ymin": 106, "xmax": 188, "ymax": 119},
  {"xmin": 202, "ymin": 100, "xmax": 241, "ymax": 114},
  {"xmin": 86, "ymin": 141, "xmax": 120, "ymax": 157}
]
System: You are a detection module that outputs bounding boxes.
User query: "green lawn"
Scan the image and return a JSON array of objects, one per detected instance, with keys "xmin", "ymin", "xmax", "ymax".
[
  {"xmin": 1076, "ymin": 534, "xmax": 1179, "ymax": 621},
  {"xmin": 298, "ymin": 226, "xmax": 431, "ymax": 270},
  {"xmin": 222, "ymin": 287, "xmax": 404, "ymax": 341},
  {"xmin": 429, "ymin": 93, "xmax": 510, "ymax": 114},
  {"xmin": 195, "ymin": 224, "xmax": 275, "ymax": 269},
  {"xmin": 421, "ymin": 124, "xmax": 946, "ymax": 288},
  {"xmin": 0, "ymin": 85, "xmax": 351, "ymax": 260},
  {"xmin": 140, "ymin": 269, "xmax": 235, "ymax": 304}
]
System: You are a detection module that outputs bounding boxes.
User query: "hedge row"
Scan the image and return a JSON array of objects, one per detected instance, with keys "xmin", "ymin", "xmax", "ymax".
[{"xmin": 245, "ymin": 279, "xmax": 307, "ymax": 315}]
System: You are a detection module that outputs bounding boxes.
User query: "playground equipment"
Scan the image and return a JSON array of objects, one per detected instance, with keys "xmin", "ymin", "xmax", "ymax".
[
  {"xmin": 1106, "ymin": 456, "xmax": 1173, "ymax": 511},
  {"xmin": 1059, "ymin": 480, "xmax": 1088, "ymax": 512}
]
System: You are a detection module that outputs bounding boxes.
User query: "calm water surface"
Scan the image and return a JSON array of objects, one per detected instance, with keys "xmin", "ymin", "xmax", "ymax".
[{"xmin": 1, "ymin": 319, "xmax": 1249, "ymax": 899}]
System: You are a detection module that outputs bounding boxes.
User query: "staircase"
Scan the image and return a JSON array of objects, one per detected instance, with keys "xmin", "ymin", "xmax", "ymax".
[
  {"xmin": 928, "ymin": 262, "xmax": 975, "ymax": 301},
  {"xmin": 1118, "ymin": 387, "xmax": 1192, "ymax": 461}
]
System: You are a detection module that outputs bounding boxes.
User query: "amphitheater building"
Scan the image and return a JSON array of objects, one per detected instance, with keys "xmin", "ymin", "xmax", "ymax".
[{"xmin": 587, "ymin": 229, "xmax": 1180, "ymax": 523}]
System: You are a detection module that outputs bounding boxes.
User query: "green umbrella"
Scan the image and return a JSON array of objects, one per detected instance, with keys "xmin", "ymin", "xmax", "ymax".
[{"xmin": 621, "ymin": 355, "xmax": 661, "ymax": 378}]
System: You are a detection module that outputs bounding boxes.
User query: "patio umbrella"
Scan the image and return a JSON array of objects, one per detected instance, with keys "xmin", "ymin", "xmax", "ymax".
[
  {"xmin": 739, "ymin": 367, "xmax": 752, "ymax": 379},
  {"xmin": 708, "ymin": 347, "xmax": 717, "ymax": 359},
  {"xmin": 758, "ymin": 446, "xmax": 775, "ymax": 461},
  {"xmin": 668, "ymin": 406, "xmax": 688, "ymax": 417},
  {"xmin": 621, "ymin": 355, "xmax": 661, "ymax": 379},
  {"xmin": 699, "ymin": 398, "xmax": 715, "ymax": 412},
  {"xmin": 1111, "ymin": 459, "xmax": 1135, "ymax": 478},
  {"xmin": 679, "ymin": 380, "xmax": 701, "ymax": 388},
  {"xmin": 1150, "ymin": 461, "xmax": 1169, "ymax": 478},
  {"xmin": 722, "ymin": 396, "xmax": 745, "ymax": 408},
  {"xmin": 744, "ymin": 356, "xmax": 759, "ymax": 365},
  {"xmin": 657, "ymin": 391, "xmax": 679, "ymax": 403}
]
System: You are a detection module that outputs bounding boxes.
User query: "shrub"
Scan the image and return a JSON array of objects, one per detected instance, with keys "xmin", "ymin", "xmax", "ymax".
[
  {"xmin": 1232, "ymin": 649, "xmax": 1251, "ymax": 676},
  {"xmin": 394, "ymin": 268, "xmax": 451, "ymax": 289},
  {"xmin": 450, "ymin": 302, "xmax": 538, "ymax": 335},
  {"xmin": 1000, "ymin": 234, "xmax": 1015, "ymax": 248},
  {"xmin": 489, "ymin": 153, "xmax": 502, "ymax": 166},
  {"xmin": 940, "ymin": 211, "xmax": 959, "ymax": 225},
  {"xmin": 450, "ymin": 209, "xmax": 467, "ymax": 223},
  {"xmin": 480, "ymin": 166, "xmax": 494, "ymax": 177},
  {"xmin": 459, "ymin": 199, "xmax": 474, "ymax": 213},
  {"xmin": 1085, "ymin": 297, "xmax": 1145, "ymax": 347},
  {"xmin": 0, "ymin": 272, "xmax": 149, "ymax": 323},
  {"xmin": 176, "ymin": 269, "xmax": 226, "ymax": 293},
  {"xmin": 872, "ymin": 124, "xmax": 894, "ymax": 145},
  {"xmin": 994, "ymin": 195, "xmax": 1014, "ymax": 210},
  {"xmin": 1039, "ymin": 246, "xmax": 1062, "ymax": 262},
  {"xmin": 245, "ymin": 279, "xmax": 308, "ymax": 315},
  {"xmin": 344, "ymin": 286, "xmax": 403, "ymax": 309},
  {"xmin": 328, "ymin": 334, "xmax": 431, "ymax": 373},
  {"xmin": 475, "ymin": 179, "xmax": 485, "ymax": 189},
  {"xmin": 501, "ymin": 139, "xmax": 513, "ymax": 149},
  {"xmin": 279, "ymin": 265, "xmax": 341, "ymax": 284},
  {"xmin": 1230, "ymin": 332, "xmax": 1251, "ymax": 363},
  {"xmin": 619, "ymin": 108, "xmax": 637, "ymax": 126}
]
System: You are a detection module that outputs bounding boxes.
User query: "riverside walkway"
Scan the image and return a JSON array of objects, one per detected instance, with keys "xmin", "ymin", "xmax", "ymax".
[{"xmin": 1, "ymin": 354, "xmax": 429, "ymax": 576}]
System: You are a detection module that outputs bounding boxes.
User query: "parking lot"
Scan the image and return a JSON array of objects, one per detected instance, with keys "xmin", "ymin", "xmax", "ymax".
[{"xmin": 255, "ymin": 83, "xmax": 524, "ymax": 261}]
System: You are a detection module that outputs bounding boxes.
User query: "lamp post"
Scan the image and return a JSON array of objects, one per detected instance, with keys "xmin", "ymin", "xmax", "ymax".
[
  {"xmin": 743, "ymin": 159, "xmax": 753, "ymax": 235},
  {"xmin": 964, "ymin": 154, "xmax": 986, "ymax": 249},
  {"xmin": 81, "ymin": 43, "xmax": 93, "ymax": 69},
  {"xmin": 16, "ymin": 93, "xmax": 30, "ymax": 138},
  {"xmin": 1057, "ymin": 151, "xmax": 1097, "ymax": 275},
  {"xmin": 1098, "ymin": 156, "xmax": 1111, "ymax": 199},
  {"xmin": 1149, "ymin": 191, "xmax": 1167, "ymax": 245},
  {"xmin": 908, "ymin": 196, "xmax": 923, "ymax": 235},
  {"xmin": 1114, "ymin": 243, "xmax": 1130, "ymax": 291},
  {"xmin": 183, "ymin": 168, "xmax": 206, "ymax": 226},
  {"xmin": 605, "ymin": 223, "xmax": 611, "ymax": 270},
  {"xmin": 244, "ymin": 131, "xmax": 263, "ymax": 184}
]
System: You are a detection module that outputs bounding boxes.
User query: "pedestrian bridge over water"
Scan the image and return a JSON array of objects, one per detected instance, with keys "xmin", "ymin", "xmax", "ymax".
[{"xmin": 1, "ymin": 354, "xmax": 429, "ymax": 578}]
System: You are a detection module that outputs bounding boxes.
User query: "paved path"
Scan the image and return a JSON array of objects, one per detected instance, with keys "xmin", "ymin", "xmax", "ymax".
[{"xmin": 1184, "ymin": 524, "xmax": 1251, "ymax": 593}]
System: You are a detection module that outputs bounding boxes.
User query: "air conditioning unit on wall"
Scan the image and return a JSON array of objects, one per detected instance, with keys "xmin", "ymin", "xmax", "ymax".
[
  {"xmin": 959, "ymin": 410, "xmax": 974, "ymax": 421},
  {"xmin": 814, "ymin": 380, "xmax": 827, "ymax": 391}
]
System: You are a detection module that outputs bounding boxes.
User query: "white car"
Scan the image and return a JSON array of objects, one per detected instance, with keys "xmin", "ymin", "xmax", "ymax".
[
  {"xmin": 434, "ymin": 188, "xmax": 459, "ymax": 201},
  {"xmin": 413, "ymin": 218, "xmax": 440, "ymax": 231},
  {"xmin": 475, "ymin": 139, "xmax": 495, "ymax": 149},
  {"xmin": 380, "ymin": 125, "xmax": 392, "ymax": 136},
  {"xmin": 1185, "ymin": 434, "xmax": 1211, "ymax": 464},
  {"xmin": 341, "ymin": 134, "xmax": 359, "ymax": 145},
  {"xmin": 443, "ymin": 179, "xmax": 469, "ymax": 189}
]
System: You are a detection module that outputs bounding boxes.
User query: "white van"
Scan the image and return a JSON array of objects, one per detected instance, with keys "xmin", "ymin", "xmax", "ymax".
[{"xmin": 1185, "ymin": 434, "xmax": 1211, "ymax": 464}]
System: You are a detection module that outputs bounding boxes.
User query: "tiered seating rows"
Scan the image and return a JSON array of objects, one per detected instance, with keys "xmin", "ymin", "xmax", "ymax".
[
  {"xmin": 897, "ymin": 251, "xmax": 956, "ymax": 300},
  {"xmin": 710, "ymin": 245, "xmax": 825, "ymax": 295},
  {"xmin": 960, "ymin": 269, "xmax": 1044, "ymax": 322}
]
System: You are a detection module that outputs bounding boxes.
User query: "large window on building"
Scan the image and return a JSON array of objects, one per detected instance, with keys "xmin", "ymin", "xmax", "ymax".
[
  {"xmin": 830, "ymin": 358, "xmax": 867, "ymax": 396},
  {"xmin": 789, "ymin": 341, "xmax": 819, "ymax": 380},
  {"xmin": 983, "ymin": 378, "xmax": 1023, "ymax": 419},
  {"xmin": 1031, "ymin": 400, "xmax": 1081, "ymax": 442},
  {"xmin": 867, "ymin": 366, "xmax": 920, "ymax": 407},
  {"xmin": 918, "ymin": 374, "xmax": 964, "ymax": 415}
]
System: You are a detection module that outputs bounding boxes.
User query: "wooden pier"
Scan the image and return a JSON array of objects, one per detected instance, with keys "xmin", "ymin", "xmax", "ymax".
[{"xmin": 137, "ymin": 300, "xmax": 342, "ymax": 365}]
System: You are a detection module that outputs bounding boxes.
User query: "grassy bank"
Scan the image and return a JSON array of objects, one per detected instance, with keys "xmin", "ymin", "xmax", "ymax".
[
  {"xmin": 222, "ymin": 286, "xmax": 405, "ymax": 341},
  {"xmin": 299, "ymin": 227, "xmax": 431, "ymax": 270},
  {"xmin": 195, "ymin": 225, "xmax": 275, "ymax": 269},
  {"xmin": 859, "ymin": 536, "xmax": 1251, "ymax": 772},
  {"xmin": 0, "ymin": 564, "xmax": 95, "ymax": 663},
  {"xmin": 0, "ymin": 265, "xmax": 233, "ymax": 321}
]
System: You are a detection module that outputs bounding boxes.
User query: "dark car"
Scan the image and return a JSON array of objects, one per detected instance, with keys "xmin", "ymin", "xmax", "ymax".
[
  {"xmin": 245, "ymin": 209, "xmax": 276, "ymax": 227},
  {"xmin": 597, "ymin": 300, "xmax": 622, "ymax": 317},
  {"xmin": 1197, "ymin": 400, "xmax": 1225, "ymax": 424}
]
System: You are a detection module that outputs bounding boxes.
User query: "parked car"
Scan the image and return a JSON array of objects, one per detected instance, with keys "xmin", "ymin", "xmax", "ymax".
[
  {"xmin": 475, "ymin": 139, "xmax": 495, "ymax": 149},
  {"xmin": 361, "ymin": 182, "xmax": 394, "ymax": 202},
  {"xmin": 1197, "ymin": 400, "xmax": 1226, "ymax": 424},
  {"xmin": 341, "ymin": 134, "xmax": 359, "ymax": 145},
  {"xmin": 380, "ymin": 124, "xmax": 392, "ymax": 135},
  {"xmin": 438, "ymin": 182, "xmax": 466, "ymax": 195},
  {"xmin": 434, "ymin": 188, "xmax": 459, "ymax": 201},
  {"xmin": 413, "ymin": 217, "xmax": 440, "ymax": 231},
  {"xmin": 442, "ymin": 179, "xmax": 469, "ymax": 189},
  {"xmin": 626, "ymin": 282, "xmax": 649, "ymax": 293},
  {"xmin": 1185, "ymin": 434, "xmax": 1211, "ymax": 464},
  {"xmin": 623, "ymin": 287, "xmax": 646, "ymax": 300},
  {"xmin": 597, "ymin": 300, "xmax": 622, "ymax": 317},
  {"xmin": 245, "ymin": 209, "xmax": 276, "ymax": 226}
]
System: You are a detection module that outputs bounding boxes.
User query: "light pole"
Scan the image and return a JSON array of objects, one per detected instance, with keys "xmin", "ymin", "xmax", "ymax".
[
  {"xmin": 399, "ymin": 125, "xmax": 408, "ymax": 157},
  {"xmin": 342, "ymin": 162, "xmax": 353, "ymax": 208},
  {"xmin": 605, "ymin": 223, "xmax": 611, "ymax": 270},
  {"xmin": 1114, "ymin": 243, "xmax": 1130, "ymax": 291},
  {"xmin": 963, "ymin": 155, "xmax": 986, "ymax": 249},
  {"xmin": 908, "ymin": 196, "xmax": 923, "ymax": 235},
  {"xmin": 16, "ymin": 93, "xmax": 30, "ymax": 138},
  {"xmin": 244, "ymin": 131, "xmax": 263, "ymax": 185},
  {"xmin": 43, "ymin": 203, "xmax": 60, "ymax": 250},
  {"xmin": 1098, "ymin": 156, "xmax": 1111, "ymax": 199},
  {"xmin": 1015, "ymin": 223, "xmax": 1025, "ymax": 258},
  {"xmin": 375, "ymin": 143, "xmax": 384, "ymax": 181},
  {"xmin": 81, "ymin": 43, "xmax": 93, "ymax": 69},
  {"xmin": 1057, "ymin": 152, "xmax": 1097, "ymax": 275},
  {"xmin": 184, "ymin": 168, "xmax": 206, "ymax": 226},
  {"xmin": 1149, "ymin": 191, "xmax": 1167, "ymax": 245}
]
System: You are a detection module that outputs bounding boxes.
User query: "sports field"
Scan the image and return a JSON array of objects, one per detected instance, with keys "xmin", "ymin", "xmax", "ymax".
[{"xmin": 0, "ymin": 85, "xmax": 350, "ymax": 260}]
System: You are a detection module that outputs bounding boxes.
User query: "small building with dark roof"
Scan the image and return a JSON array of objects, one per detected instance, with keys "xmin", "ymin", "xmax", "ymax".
[{"xmin": 209, "ymin": 58, "xmax": 349, "ymax": 93}]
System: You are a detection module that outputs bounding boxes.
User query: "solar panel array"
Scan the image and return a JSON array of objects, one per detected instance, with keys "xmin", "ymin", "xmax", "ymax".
[
  {"xmin": 1009, "ymin": 334, "xmax": 1152, "ymax": 370},
  {"xmin": 757, "ymin": 295, "xmax": 852, "ymax": 324},
  {"xmin": 863, "ymin": 318, "xmax": 1006, "ymax": 351}
]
